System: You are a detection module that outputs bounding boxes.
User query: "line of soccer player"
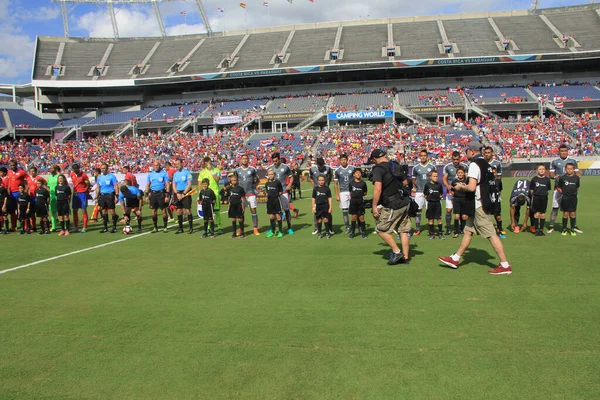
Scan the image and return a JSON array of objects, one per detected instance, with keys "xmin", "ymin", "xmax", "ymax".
[{"xmin": 0, "ymin": 144, "xmax": 582, "ymax": 237}]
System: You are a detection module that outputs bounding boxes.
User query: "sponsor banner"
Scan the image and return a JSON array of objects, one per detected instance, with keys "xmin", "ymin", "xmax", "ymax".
[
  {"xmin": 262, "ymin": 112, "xmax": 314, "ymax": 121},
  {"xmin": 582, "ymin": 169, "xmax": 600, "ymax": 176},
  {"xmin": 411, "ymin": 105, "xmax": 464, "ymax": 113},
  {"xmin": 213, "ymin": 115, "xmax": 243, "ymax": 125},
  {"xmin": 328, "ymin": 110, "xmax": 394, "ymax": 121}
]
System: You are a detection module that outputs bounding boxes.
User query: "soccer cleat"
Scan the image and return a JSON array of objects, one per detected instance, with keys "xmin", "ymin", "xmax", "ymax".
[
  {"xmin": 19, "ymin": 230, "xmax": 26, "ymax": 235},
  {"xmin": 44, "ymin": 230, "xmax": 51, "ymax": 235},
  {"xmin": 312, "ymin": 229, "xmax": 319, "ymax": 235},
  {"xmin": 277, "ymin": 232, "xmax": 283, "ymax": 238},
  {"xmin": 99, "ymin": 228, "xmax": 108, "ymax": 233},
  {"xmin": 38, "ymin": 230, "xmax": 45, "ymax": 235},
  {"xmin": 498, "ymin": 233, "xmax": 506, "ymax": 239},
  {"xmin": 266, "ymin": 230, "xmax": 275, "ymax": 238},
  {"xmin": 163, "ymin": 228, "xmax": 169, "ymax": 233},
  {"xmin": 453, "ymin": 233, "xmax": 459, "ymax": 238},
  {"xmin": 561, "ymin": 230, "xmax": 568, "ymax": 236},
  {"xmin": 429, "ymin": 235, "xmax": 435, "ymax": 240},
  {"xmin": 253, "ymin": 228, "xmax": 260, "ymax": 236},
  {"xmin": 530, "ymin": 226, "xmax": 536, "ymax": 234},
  {"xmin": 72, "ymin": 228, "xmax": 79, "ymax": 233},
  {"xmin": 438, "ymin": 256, "xmax": 459, "ymax": 269},
  {"xmin": 488, "ymin": 265, "xmax": 513, "ymax": 275},
  {"xmin": 345, "ymin": 226, "xmax": 352, "ymax": 234},
  {"xmin": 499, "ymin": 230, "xmax": 506, "ymax": 236},
  {"xmin": 361, "ymin": 233, "xmax": 368, "ymax": 239},
  {"xmin": 570, "ymin": 231, "xmax": 577, "ymax": 237},
  {"xmin": 348, "ymin": 233, "xmax": 355, "ymax": 239},
  {"xmin": 110, "ymin": 228, "xmax": 117, "ymax": 234},
  {"xmin": 538, "ymin": 230, "xmax": 545, "ymax": 236},
  {"xmin": 238, "ymin": 231, "xmax": 244, "ymax": 238},
  {"xmin": 293, "ymin": 209, "xmax": 299, "ymax": 218},
  {"xmin": 573, "ymin": 227, "xmax": 583, "ymax": 234},
  {"xmin": 439, "ymin": 234, "xmax": 445, "ymax": 240},
  {"xmin": 188, "ymin": 229, "xmax": 193, "ymax": 235},
  {"xmin": 151, "ymin": 228, "xmax": 158, "ymax": 234},
  {"xmin": 328, "ymin": 230, "xmax": 335, "ymax": 236},
  {"xmin": 546, "ymin": 227, "xmax": 554, "ymax": 234},
  {"xmin": 58, "ymin": 230, "xmax": 65, "ymax": 236},
  {"xmin": 201, "ymin": 232, "xmax": 208, "ymax": 238},
  {"xmin": 513, "ymin": 226, "xmax": 521, "ymax": 234},
  {"xmin": 326, "ymin": 233, "xmax": 332, "ymax": 239},
  {"xmin": 216, "ymin": 229, "xmax": 224, "ymax": 235},
  {"xmin": 175, "ymin": 229, "xmax": 184, "ymax": 235},
  {"xmin": 64, "ymin": 230, "xmax": 70, "ymax": 236},
  {"xmin": 288, "ymin": 228, "xmax": 295, "ymax": 235},
  {"xmin": 317, "ymin": 233, "xmax": 323, "ymax": 239},
  {"xmin": 80, "ymin": 228, "xmax": 87, "ymax": 233},
  {"xmin": 413, "ymin": 230, "xmax": 421, "ymax": 236},
  {"xmin": 387, "ymin": 251, "xmax": 405, "ymax": 265},
  {"xmin": 210, "ymin": 234, "xmax": 216, "ymax": 239},
  {"xmin": 231, "ymin": 233, "xmax": 237, "ymax": 239}
]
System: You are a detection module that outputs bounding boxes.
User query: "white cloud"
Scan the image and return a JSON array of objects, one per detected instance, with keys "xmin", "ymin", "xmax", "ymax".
[
  {"xmin": 18, "ymin": 5, "xmax": 61, "ymax": 21},
  {"xmin": 75, "ymin": 8, "xmax": 161, "ymax": 38},
  {"xmin": 0, "ymin": 0, "xmax": 36, "ymax": 81},
  {"xmin": 166, "ymin": 23, "xmax": 207, "ymax": 36}
]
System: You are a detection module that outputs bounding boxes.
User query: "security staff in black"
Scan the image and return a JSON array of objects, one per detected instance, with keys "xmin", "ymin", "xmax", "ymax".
[{"xmin": 370, "ymin": 149, "xmax": 411, "ymax": 265}]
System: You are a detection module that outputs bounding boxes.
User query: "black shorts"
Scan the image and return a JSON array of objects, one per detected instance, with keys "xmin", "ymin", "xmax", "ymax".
[
  {"xmin": 560, "ymin": 196, "xmax": 577, "ymax": 212},
  {"xmin": 175, "ymin": 194, "xmax": 191, "ymax": 210},
  {"xmin": 292, "ymin": 180, "xmax": 301, "ymax": 190},
  {"xmin": 228, "ymin": 203, "xmax": 244, "ymax": 219},
  {"xmin": 426, "ymin": 201, "xmax": 442, "ymax": 220},
  {"xmin": 531, "ymin": 195, "xmax": 548, "ymax": 214},
  {"xmin": 99, "ymin": 193, "xmax": 116, "ymax": 210},
  {"xmin": 123, "ymin": 197, "xmax": 140, "ymax": 209},
  {"xmin": 57, "ymin": 200, "xmax": 70, "ymax": 216},
  {"xmin": 150, "ymin": 191, "xmax": 166, "ymax": 210},
  {"xmin": 18, "ymin": 207, "xmax": 29, "ymax": 220},
  {"xmin": 453, "ymin": 197, "xmax": 467, "ymax": 215},
  {"xmin": 36, "ymin": 205, "xmax": 48, "ymax": 218},
  {"xmin": 201, "ymin": 203, "xmax": 214, "ymax": 220},
  {"xmin": 348, "ymin": 198, "xmax": 365, "ymax": 216},
  {"xmin": 266, "ymin": 197, "xmax": 281, "ymax": 215},
  {"xmin": 315, "ymin": 203, "xmax": 330, "ymax": 219},
  {"xmin": 6, "ymin": 195, "xmax": 16, "ymax": 213}
]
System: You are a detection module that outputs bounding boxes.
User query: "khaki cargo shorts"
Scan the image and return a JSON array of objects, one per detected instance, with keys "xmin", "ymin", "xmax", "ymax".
[
  {"xmin": 464, "ymin": 207, "xmax": 497, "ymax": 238},
  {"xmin": 376, "ymin": 204, "xmax": 411, "ymax": 234}
]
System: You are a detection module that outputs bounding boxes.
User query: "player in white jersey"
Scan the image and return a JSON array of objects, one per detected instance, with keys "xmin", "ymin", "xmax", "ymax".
[
  {"xmin": 548, "ymin": 144, "xmax": 580, "ymax": 233},
  {"xmin": 268, "ymin": 152, "xmax": 294, "ymax": 235},
  {"xmin": 334, "ymin": 154, "xmax": 355, "ymax": 234},
  {"xmin": 235, "ymin": 154, "xmax": 260, "ymax": 235}
]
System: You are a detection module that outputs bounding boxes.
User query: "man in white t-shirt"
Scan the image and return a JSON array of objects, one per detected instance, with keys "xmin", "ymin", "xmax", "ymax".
[{"xmin": 438, "ymin": 141, "xmax": 512, "ymax": 275}]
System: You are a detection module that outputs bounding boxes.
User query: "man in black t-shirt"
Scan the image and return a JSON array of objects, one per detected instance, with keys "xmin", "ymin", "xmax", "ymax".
[{"xmin": 370, "ymin": 149, "xmax": 411, "ymax": 265}]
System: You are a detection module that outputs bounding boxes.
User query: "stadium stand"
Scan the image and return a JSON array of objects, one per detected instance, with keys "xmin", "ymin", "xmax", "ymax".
[
  {"xmin": 55, "ymin": 117, "xmax": 94, "ymax": 128},
  {"xmin": 230, "ymin": 31, "xmax": 289, "ymax": 71},
  {"xmin": 493, "ymin": 15, "xmax": 567, "ymax": 54},
  {"xmin": 466, "ymin": 87, "xmax": 535, "ymax": 104},
  {"xmin": 104, "ymin": 39, "xmax": 158, "ymax": 79},
  {"xmin": 285, "ymin": 28, "xmax": 338, "ymax": 67},
  {"xmin": 5, "ymin": 109, "xmax": 57, "ymax": 129},
  {"xmin": 338, "ymin": 25, "xmax": 388, "ymax": 63},
  {"xmin": 144, "ymin": 37, "xmax": 200, "ymax": 77},
  {"xmin": 90, "ymin": 110, "xmax": 155, "ymax": 125},
  {"xmin": 529, "ymin": 85, "xmax": 600, "ymax": 101},
  {"xmin": 545, "ymin": 9, "xmax": 600, "ymax": 51},
  {"xmin": 0, "ymin": 113, "xmax": 6, "ymax": 129},
  {"xmin": 203, "ymin": 100, "xmax": 267, "ymax": 116},
  {"xmin": 61, "ymin": 41, "xmax": 110, "ymax": 80},
  {"xmin": 392, "ymin": 21, "xmax": 443, "ymax": 59},
  {"xmin": 265, "ymin": 96, "xmax": 328, "ymax": 113},
  {"xmin": 442, "ymin": 19, "xmax": 500, "ymax": 57},
  {"xmin": 185, "ymin": 36, "xmax": 247, "ymax": 74},
  {"xmin": 397, "ymin": 90, "xmax": 463, "ymax": 107},
  {"xmin": 152, "ymin": 104, "xmax": 205, "ymax": 120},
  {"xmin": 329, "ymin": 93, "xmax": 393, "ymax": 112}
]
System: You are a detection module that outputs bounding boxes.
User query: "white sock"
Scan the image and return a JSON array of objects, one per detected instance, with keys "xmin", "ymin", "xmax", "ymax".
[
  {"xmin": 500, "ymin": 261, "xmax": 510, "ymax": 268},
  {"xmin": 451, "ymin": 254, "xmax": 460, "ymax": 262}
]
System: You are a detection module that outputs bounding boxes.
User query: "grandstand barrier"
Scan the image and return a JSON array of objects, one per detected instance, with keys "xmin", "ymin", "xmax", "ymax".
[
  {"xmin": 328, "ymin": 110, "xmax": 394, "ymax": 121},
  {"xmin": 262, "ymin": 112, "xmax": 314, "ymax": 121}
]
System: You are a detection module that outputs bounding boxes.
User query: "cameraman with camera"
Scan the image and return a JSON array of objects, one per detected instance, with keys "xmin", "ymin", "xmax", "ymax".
[{"xmin": 371, "ymin": 149, "xmax": 411, "ymax": 265}]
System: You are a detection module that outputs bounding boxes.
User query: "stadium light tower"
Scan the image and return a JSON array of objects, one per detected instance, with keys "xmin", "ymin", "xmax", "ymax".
[
  {"xmin": 530, "ymin": 0, "xmax": 540, "ymax": 10},
  {"xmin": 51, "ymin": 0, "xmax": 213, "ymax": 38}
]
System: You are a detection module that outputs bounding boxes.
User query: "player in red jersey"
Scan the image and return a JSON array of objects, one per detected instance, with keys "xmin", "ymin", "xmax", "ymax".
[
  {"xmin": 70, "ymin": 164, "xmax": 91, "ymax": 232},
  {"xmin": 123, "ymin": 165, "xmax": 138, "ymax": 188},
  {"xmin": 165, "ymin": 161, "xmax": 176, "ymax": 220},
  {"xmin": 27, "ymin": 167, "xmax": 46, "ymax": 232},
  {"xmin": 7, "ymin": 160, "xmax": 28, "ymax": 231}
]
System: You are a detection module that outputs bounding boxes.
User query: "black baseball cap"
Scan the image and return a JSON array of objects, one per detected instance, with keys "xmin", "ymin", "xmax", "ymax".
[{"xmin": 369, "ymin": 149, "xmax": 386, "ymax": 160}]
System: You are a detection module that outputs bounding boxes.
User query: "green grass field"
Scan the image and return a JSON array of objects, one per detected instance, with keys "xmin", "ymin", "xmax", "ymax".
[{"xmin": 1, "ymin": 178, "xmax": 599, "ymax": 399}]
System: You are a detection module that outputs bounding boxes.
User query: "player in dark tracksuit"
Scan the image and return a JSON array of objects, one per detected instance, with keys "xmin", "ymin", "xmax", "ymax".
[
  {"xmin": 557, "ymin": 163, "xmax": 581, "ymax": 236},
  {"xmin": 34, "ymin": 180, "xmax": 51, "ymax": 235},
  {"xmin": 530, "ymin": 164, "xmax": 551, "ymax": 236},
  {"xmin": 227, "ymin": 174, "xmax": 246, "ymax": 238},
  {"xmin": 265, "ymin": 168, "xmax": 284, "ymax": 238},
  {"xmin": 450, "ymin": 166, "xmax": 468, "ymax": 238},
  {"xmin": 16, "ymin": 184, "xmax": 31, "ymax": 234},
  {"xmin": 348, "ymin": 168, "xmax": 368, "ymax": 239},
  {"xmin": 199, "ymin": 178, "xmax": 217, "ymax": 238}
]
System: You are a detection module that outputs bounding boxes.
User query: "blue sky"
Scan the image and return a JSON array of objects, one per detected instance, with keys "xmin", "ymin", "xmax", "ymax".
[{"xmin": 0, "ymin": 0, "xmax": 586, "ymax": 84}]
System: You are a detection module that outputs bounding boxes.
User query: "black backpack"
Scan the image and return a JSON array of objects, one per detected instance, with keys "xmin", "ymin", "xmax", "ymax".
[
  {"xmin": 472, "ymin": 158, "xmax": 499, "ymax": 215},
  {"xmin": 387, "ymin": 161, "xmax": 418, "ymax": 216}
]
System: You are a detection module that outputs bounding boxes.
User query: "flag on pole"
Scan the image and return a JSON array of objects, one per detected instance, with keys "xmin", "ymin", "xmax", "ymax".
[
  {"xmin": 218, "ymin": 7, "xmax": 224, "ymax": 12},
  {"xmin": 263, "ymin": 1, "xmax": 269, "ymax": 7},
  {"xmin": 180, "ymin": 11, "xmax": 187, "ymax": 15},
  {"xmin": 240, "ymin": 2, "xmax": 246, "ymax": 8},
  {"xmin": 308, "ymin": 0, "xmax": 314, "ymax": 2},
  {"xmin": 287, "ymin": 0, "xmax": 293, "ymax": 3}
]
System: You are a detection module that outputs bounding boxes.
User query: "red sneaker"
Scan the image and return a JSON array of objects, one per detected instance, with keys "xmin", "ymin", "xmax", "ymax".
[
  {"xmin": 488, "ymin": 265, "xmax": 512, "ymax": 275},
  {"xmin": 438, "ymin": 255, "xmax": 459, "ymax": 269},
  {"xmin": 413, "ymin": 230, "xmax": 421, "ymax": 236}
]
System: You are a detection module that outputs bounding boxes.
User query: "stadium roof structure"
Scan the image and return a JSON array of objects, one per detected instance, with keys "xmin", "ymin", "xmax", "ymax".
[{"xmin": 29, "ymin": 3, "xmax": 600, "ymax": 89}]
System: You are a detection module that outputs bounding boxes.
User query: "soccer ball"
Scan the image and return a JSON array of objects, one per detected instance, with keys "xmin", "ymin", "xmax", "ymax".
[{"xmin": 123, "ymin": 225, "xmax": 133, "ymax": 235}]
